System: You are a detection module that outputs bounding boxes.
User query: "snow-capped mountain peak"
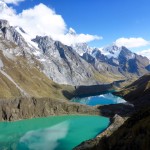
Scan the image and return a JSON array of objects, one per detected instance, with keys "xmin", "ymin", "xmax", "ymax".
[
  {"xmin": 99, "ymin": 44, "xmax": 122, "ymax": 59},
  {"xmin": 71, "ymin": 42, "xmax": 94, "ymax": 56},
  {"xmin": 68, "ymin": 28, "xmax": 76, "ymax": 35},
  {"xmin": 0, "ymin": 1, "xmax": 7, "ymax": 10},
  {"xmin": 15, "ymin": 26, "xmax": 39, "ymax": 49},
  {"xmin": 0, "ymin": 1, "xmax": 14, "ymax": 16}
]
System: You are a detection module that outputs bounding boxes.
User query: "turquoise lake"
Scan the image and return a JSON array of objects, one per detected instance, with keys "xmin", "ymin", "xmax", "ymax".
[
  {"xmin": 0, "ymin": 115, "xmax": 109, "ymax": 150},
  {"xmin": 71, "ymin": 93, "xmax": 126, "ymax": 106}
]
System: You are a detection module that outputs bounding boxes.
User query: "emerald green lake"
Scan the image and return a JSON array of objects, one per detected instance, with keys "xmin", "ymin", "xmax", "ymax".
[{"xmin": 0, "ymin": 115, "xmax": 109, "ymax": 150}]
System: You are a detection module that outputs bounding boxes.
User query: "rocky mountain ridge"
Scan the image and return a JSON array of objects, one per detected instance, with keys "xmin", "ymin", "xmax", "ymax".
[
  {"xmin": 0, "ymin": 18, "xmax": 125, "ymax": 86},
  {"xmin": 0, "ymin": 15, "xmax": 150, "ymax": 86},
  {"xmin": 0, "ymin": 1, "xmax": 150, "ymax": 87},
  {"xmin": 82, "ymin": 45, "xmax": 150, "ymax": 77},
  {"xmin": 0, "ymin": 19, "xmax": 102, "ymax": 85}
]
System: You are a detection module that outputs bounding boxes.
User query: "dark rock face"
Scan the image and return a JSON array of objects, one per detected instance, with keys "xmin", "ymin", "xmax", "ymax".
[
  {"xmin": 92, "ymin": 49, "xmax": 108, "ymax": 63},
  {"xmin": 82, "ymin": 52, "xmax": 95, "ymax": 64},
  {"xmin": 0, "ymin": 19, "xmax": 9, "ymax": 29},
  {"xmin": 32, "ymin": 36, "xmax": 54, "ymax": 53},
  {"xmin": 0, "ymin": 97, "xmax": 100, "ymax": 121},
  {"xmin": 0, "ymin": 19, "xmax": 27, "ymax": 47},
  {"xmin": 118, "ymin": 47, "xmax": 150, "ymax": 75},
  {"xmin": 32, "ymin": 36, "xmax": 98, "ymax": 85}
]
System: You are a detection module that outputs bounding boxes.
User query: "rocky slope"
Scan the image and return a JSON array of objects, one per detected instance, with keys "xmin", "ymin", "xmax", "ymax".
[
  {"xmin": 74, "ymin": 74, "xmax": 150, "ymax": 150},
  {"xmin": 82, "ymin": 45, "xmax": 150, "ymax": 79},
  {"xmin": 120, "ymin": 72, "xmax": 150, "ymax": 96},
  {"xmin": 0, "ymin": 36, "xmax": 75, "ymax": 99},
  {"xmin": 0, "ymin": 18, "xmax": 123, "ymax": 86},
  {"xmin": 0, "ymin": 97, "xmax": 100, "ymax": 121},
  {"xmin": 1, "ymin": 17, "xmax": 149, "ymax": 86},
  {"xmin": 32, "ymin": 35, "xmax": 98, "ymax": 85},
  {"xmin": 66, "ymin": 28, "xmax": 150, "ymax": 81}
]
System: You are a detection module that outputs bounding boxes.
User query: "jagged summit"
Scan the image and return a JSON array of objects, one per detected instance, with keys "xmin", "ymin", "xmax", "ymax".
[
  {"xmin": 0, "ymin": 19, "xmax": 149, "ymax": 86},
  {"xmin": 0, "ymin": 1, "xmax": 13, "ymax": 16},
  {"xmin": 99, "ymin": 44, "xmax": 122, "ymax": 59},
  {"xmin": 0, "ymin": 1, "xmax": 7, "ymax": 10},
  {"xmin": 0, "ymin": 19, "xmax": 9, "ymax": 29},
  {"xmin": 68, "ymin": 28, "xmax": 76, "ymax": 35}
]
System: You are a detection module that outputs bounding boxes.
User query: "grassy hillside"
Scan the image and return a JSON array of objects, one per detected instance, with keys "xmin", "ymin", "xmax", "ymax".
[
  {"xmin": 115, "ymin": 73, "xmax": 150, "ymax": 107},
  {"xmin": 0, "ymin": 50, "xmax": 75, "ymax": 100}
]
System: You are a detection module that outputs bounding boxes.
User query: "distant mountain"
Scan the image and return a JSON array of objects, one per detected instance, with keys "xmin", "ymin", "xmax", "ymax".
[
  {"xmin": 31, "ymin": 35, "xmax": 97, "ymax": 85},
  {"xmin": 82, "ymin": 45, "xmax": 150, "ymax": 78},
  {"xmin": 1, "ymin": 19, "xmax": 113, "ymax": 86},
  {"xmin": 0, "ymin": 6, "xmax": 150, "ymax": 86},
  {"xmin": 67, "ymin": 28, "xmax": 93, "ymax": 56}
]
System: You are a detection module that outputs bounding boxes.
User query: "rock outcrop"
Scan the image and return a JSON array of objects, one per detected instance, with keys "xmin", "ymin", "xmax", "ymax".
[
  {"xmin": 0, "ymin": 97, "xmax": 100, "ymax": 121},
  {"xmin": 115, "ymin": 73, "xmax": 150, "ymax": 108},
  {"xmin": 0, "ymin": 19, "xmax": 28, "ymax": 47},
  {"xmin": 74, "ymin": 115, "xmax": 127, "ymax": 150},
  {"xmin": 32, "ymin": 36, "xmax": 98, "ymax": 85}
]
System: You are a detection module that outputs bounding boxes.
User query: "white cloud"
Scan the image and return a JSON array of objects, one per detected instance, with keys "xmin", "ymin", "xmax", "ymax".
[
  {"xmin": 137, "ymin": 49, "xmax": 150, "ymax": 59},
  {"xmin": 2, "ymin": 0, "xmax": 24, "ymax": 5},
  {"xmin": 58, "ymin": 31, "xmax": 101, "ymax": 46},
  {"xmin": 115, "ymin": 37, "xmax": 150, "ymax": 48},
  {"xmin": 0, "ymin": 2, "xmax": 101, "ymax": 45}
]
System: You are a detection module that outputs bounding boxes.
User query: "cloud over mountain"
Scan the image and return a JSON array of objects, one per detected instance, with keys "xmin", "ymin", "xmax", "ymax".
[
  {"xmin": 2, "ymin": 0, "xmax": 24, "ymax": 5},
  {"xmin": 137, "ymin": 49, "xmax": 150, "ymax": 59},
  {"xmin": 115, "ymin": 37, "xmax": 150, "ymax": 48},
  {"xmin": 0, "ymin": 2, "xmax": 101, "ymax": 45}
]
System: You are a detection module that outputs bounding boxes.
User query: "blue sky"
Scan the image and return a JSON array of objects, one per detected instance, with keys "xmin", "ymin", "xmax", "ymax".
[{"xmin": 1, "ymin": 0, "xmax": 150, "ymax": 56}]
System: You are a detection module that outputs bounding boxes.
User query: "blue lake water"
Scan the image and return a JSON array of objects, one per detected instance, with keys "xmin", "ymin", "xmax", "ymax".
[
  {"xmin": 0, "ymin": 115, "xmax": 109, "ymax": 150},
  {"xmin": 71, "ymin": 93, "xmax": 126, "ymax": 106},
  {"xmin": 0, "ymin": 92, "xmax": 124, "ymax": 149}
]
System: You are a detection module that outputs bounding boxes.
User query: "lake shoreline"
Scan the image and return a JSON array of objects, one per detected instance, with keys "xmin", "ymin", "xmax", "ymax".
[
  {"xmin": 0, "ymin": 115, "xmax": 110, "ymax": 150},
  {"xmin": 0, "ymin": 84, "xmax": 131, "ymax": 150}
]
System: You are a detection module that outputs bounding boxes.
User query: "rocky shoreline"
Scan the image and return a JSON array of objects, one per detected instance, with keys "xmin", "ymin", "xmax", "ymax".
[
  {"xmin": 0, "ymin": 83, "xmax": 115, "ymax": 121},
  {"xmin": 0, "ymin": 83, "xmax": 129, "ymax": 149},
  {"xmin": 0, "ymin": 97, "xmax": 100, "ymax": 121},
  {"xmin": 0, "ymin": 81, "xmax": 145, "ymax": 150},
  {"xmin": 73, "ymin": 102, "xmax": 136, "ymax": 149},
  {"xmin": 74, "ymin": 74, "xmax": 150, "ymax": 150},
  {"xmin": 74, "ymin": 114, "xmax": 127, "ymax": 150}
]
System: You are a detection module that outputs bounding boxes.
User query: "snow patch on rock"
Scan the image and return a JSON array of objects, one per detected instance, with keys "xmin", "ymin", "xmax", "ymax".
[
  {"xmin": 0, "ymin": 59, "xmax": 3, "ymax": 69},
  {"xmin": 15, "ymin": 27, "xmax": 39, "ymax": 49}
]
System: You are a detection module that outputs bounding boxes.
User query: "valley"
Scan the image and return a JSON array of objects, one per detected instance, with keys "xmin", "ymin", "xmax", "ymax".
[{"xmin": 0, "ymin": 1, "xmax": 150, "ymax": 149}]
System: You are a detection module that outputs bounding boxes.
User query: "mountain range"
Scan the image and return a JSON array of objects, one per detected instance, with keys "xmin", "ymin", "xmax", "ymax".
[
  {"xmin": 0, "ymin": 2, "xmax": 150, "ymax": 149},
  {"xmin": 0, "ymin": 17, "xmax": 150, "ymax": 88}
]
